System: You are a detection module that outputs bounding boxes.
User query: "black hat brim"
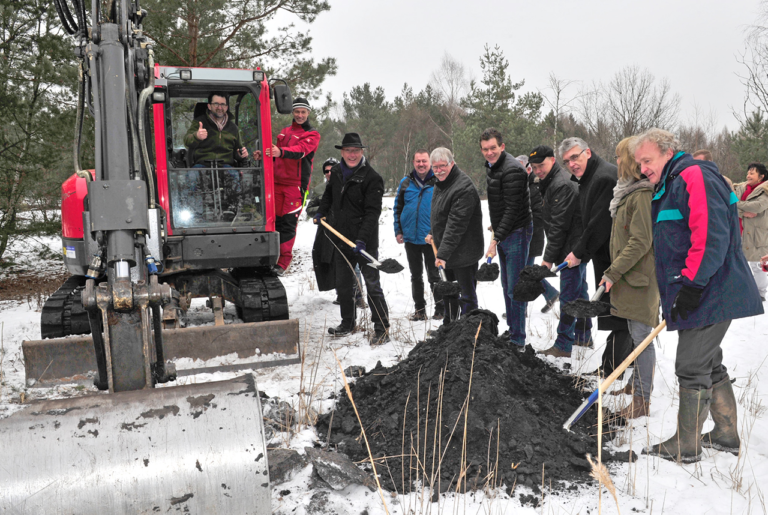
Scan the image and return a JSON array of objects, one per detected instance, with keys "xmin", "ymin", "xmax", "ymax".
[{"xmin": 334, "ymin": 144, "xmax": 367, "ymax": 149}]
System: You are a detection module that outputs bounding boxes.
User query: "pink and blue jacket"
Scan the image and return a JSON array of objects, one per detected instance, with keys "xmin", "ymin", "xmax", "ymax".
[{"xmin": 652, "ymin": 152, "xmax": 763, "ymax": 330}]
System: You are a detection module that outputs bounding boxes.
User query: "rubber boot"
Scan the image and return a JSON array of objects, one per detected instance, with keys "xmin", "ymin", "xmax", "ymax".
[
  {"xmin": 643, "ymin": 386, "xmax": 711, "ymax": 463},
  {"xmin": 701, "ymin": 376, "xmax": 740, "ymax": 455}
]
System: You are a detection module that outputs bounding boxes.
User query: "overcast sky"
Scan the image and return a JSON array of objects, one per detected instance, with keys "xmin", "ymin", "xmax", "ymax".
[{"xmin": 295, "ymin": 0, "xmax": 763, "ymax": 133}]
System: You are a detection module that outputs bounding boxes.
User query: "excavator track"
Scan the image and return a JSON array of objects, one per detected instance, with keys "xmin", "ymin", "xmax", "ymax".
[
  {"xmin": 40, "ymin": 275, "xmax": 91, "ymax": 339},
  {"xmin": 237, "ymin": 274, "xmax": 289, "ymax": 323}
]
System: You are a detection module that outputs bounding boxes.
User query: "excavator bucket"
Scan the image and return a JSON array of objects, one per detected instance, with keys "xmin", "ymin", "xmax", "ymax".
[
  {"xmin": 0, "ymin": 374, "xmax": 271, "ymax": 514},
  {"xmin": 23, "ymin": 319, "xmax": 300, "ymax": 387}
]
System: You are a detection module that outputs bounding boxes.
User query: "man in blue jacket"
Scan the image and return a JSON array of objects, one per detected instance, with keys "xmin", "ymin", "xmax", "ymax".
[
  {"xmin": 635, "ymin": 128, "xmax": 764, "ymax": 463},
  {"xmin": 394, "ymin": 149, "xmax": 444, "ymax": 321}
]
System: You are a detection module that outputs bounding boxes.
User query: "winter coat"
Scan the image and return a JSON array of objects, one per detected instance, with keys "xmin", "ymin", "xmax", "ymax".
[
  {"xmin": 318, "ymin": 158, "xmax": 384, "ymax": 251},
  {"xmin": 485, "ymin": 152, "xmax": 532, "ymax": 242},
  {"xmin": 733, "ymin": 181, "xmax": 768, "ymax": 261},
  {"xmin": 528, "ymin": 172, "xmax": 545, "ymax": 258},
  {"xmin": 274, "ymin": 121, "xmax": 320, "ymax": 191},
  {"xmin": 393, "ymin": 170, "xmax": 436, "ymax": 245},
  {"xmin": 312, "ymin": 224, "xmax": 335, "ymax": 291},
  {"xmin": 571, "ymin": 154, "xmax": 617, "ymax": 264},
  {"xmin": 602, "ymin": 181, "xmax": 660, "ymax": 329},
  {"xmin": 184, "ymin": 114, "xmax": 245, "ymax": 166},
  {"xmin": 430, "ymin": 165, "xmax": 484, "ymax": 269},
  {"xmin": 305, "ymin": 180, "xmax": 327, "ymax": 217},
  {"xmin": 571, "ymin": 153, "xmax": 625, "ymax": 331},
  {"xmin": 539, "ymin": 163, "xmax": 582, "ymax": 265},
  {"xmin": 652, "ymin": 152, "xmax": 764, "ymax": 331}
]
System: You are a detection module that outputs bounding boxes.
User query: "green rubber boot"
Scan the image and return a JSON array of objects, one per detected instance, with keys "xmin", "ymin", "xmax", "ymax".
[
  {"xmin": 701, "ymin": 377, "xmax": 740, "ymax": 455},
  {"xmin": 644, "ymin": 386, "xmax": 711, "ymax": 463}
]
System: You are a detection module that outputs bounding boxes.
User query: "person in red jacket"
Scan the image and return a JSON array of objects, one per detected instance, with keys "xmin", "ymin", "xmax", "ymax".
[{"xmin": 257, "ymin": 97, "xmax": 321, "ymax": 275}]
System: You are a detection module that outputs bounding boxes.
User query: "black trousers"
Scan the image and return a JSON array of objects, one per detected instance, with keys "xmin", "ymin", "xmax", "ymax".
[
  {"xmin": 334, "ymin": 247, "xmax": 389, "ymax": 331},
  {"xmin": 442, "ymin": 264, "xmax": 478, "ymax": 326},
  {"xmin": 404, "ymin": 242, "xmax": 443, "ymax": 314}
]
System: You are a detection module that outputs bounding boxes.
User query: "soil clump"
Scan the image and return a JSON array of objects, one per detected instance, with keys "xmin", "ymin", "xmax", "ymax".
[{"xmin": 318, "ymin": 310, "xmax": 617, "ymax": 494}]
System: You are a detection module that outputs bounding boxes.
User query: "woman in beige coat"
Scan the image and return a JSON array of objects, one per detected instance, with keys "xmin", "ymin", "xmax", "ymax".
[
  {"xmin": 600, "ymin": 136, "xmax": 660, "ymax": 419},
  {"xmin": 733, "ymin": 163, "xmax": 768, "ymax": 301}
]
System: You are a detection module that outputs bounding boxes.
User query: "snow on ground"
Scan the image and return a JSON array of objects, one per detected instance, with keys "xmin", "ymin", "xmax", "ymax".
[{"xmin": 1, "ymin": 198, "xmax": 768, "ymax": 514}]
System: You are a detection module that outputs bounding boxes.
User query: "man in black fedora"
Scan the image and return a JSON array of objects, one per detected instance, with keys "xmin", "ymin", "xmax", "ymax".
[{"xmin": 314, "ymin": 133, "xmax": 391, "ymax": 345}]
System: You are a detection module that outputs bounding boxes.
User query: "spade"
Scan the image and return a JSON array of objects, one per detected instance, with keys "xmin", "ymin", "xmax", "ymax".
[
  {"xmin": 320, "ymin": 219, "xmax": 404, "ymax": 274},
  {"xmin": 512, "ymin": 262, "xmax": 568, "ymax": 302},
  {"xmin": 428, "ymin": 240, "xmax": 462, "ymax": 297},
  {"xmin": 562, "ymin": 284, "xmax": 612, "ymax": 318},
  {"xmin": 477, "ymin": 256, "xmax": 500, "ymax": 282}
]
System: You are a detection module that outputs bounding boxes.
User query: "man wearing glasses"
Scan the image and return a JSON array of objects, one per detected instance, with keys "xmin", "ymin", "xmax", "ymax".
[
  {"xmin": 313, "ymin": 133, "xmax": 390, "ymax": 345},
  {"xmin": 184, "ymin": 92, "xmax": 249, "ymax": 166},
  {"xmin": 559, "ymin": 137, "xmax": 631, "ymax": 373}
]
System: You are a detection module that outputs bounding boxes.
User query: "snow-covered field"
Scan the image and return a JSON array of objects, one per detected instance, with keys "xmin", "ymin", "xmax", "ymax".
[{"xmin": 1, "ymin": 198, "xmax": 767, "ymax": 515}]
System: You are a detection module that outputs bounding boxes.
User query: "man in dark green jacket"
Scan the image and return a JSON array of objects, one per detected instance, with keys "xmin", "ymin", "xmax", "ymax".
[{"xmin": 184, "ymin": 92, "xmax": 249, "ymax": 166}]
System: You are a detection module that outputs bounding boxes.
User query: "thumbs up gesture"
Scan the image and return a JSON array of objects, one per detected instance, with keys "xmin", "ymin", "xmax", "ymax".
[{"xmin": 195, "ymin": 122, "xmax": 208, "ymax": 140}]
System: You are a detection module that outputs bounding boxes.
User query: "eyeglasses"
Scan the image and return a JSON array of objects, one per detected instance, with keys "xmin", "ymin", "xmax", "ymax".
[
  {"xmin": 432, "ymin": 163, "xmax": 451, "ymax": 170},
  {"xmin": 562, "ymin": 148, "xmax": 586, "ymax": 166},
  {"xmin": 210, "ymin": 102, "xmax": 228, "ymax": 108}
]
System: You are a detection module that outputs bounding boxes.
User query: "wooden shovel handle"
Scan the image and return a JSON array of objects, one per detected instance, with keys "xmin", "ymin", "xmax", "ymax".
[
  {"xmin": 429, "ymin": 239, "xmax": 439, "ymax": 257},
  {"xmin": 320, "ymin": 218, "xmax": 355, "ymax": 250}
]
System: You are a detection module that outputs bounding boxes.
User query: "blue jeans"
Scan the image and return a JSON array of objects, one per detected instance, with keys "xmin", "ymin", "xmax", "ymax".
[
  {"xmin": 498, "ymin": 223, "xmax": 533, "ymax": 346},
  {"xmin": 554, "ymin": 263, "xmax": 592, "ymax": 352},
  {"xmin": 526, "ymin": 255, "xmax": 559, "ymax": 303}
]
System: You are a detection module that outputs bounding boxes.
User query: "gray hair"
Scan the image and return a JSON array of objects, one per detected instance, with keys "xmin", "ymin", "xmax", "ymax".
[
  {"xmin": 558, "ymin": 137, "xmax": 590, "ymax": 158},
  {"xmin": 515, "ymin": 154, "xmax": 529, "ymax": 166},
  {"xmin": 631, "ymin": 128, "xmax": 680, "ymax": 155},
  {"xmin": 430, "ymin": 147, "xmax": 454, "ymax": 166}
]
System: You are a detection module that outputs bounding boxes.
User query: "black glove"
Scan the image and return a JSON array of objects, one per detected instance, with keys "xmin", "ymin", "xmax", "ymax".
[
  {"xmin": 353, "ymin": 240, "xmax": 366, "ymax": 255},
  {"xmin": 671, "ymin": 284, "xmax": 704, "ymax": 322},
  {"xmin": 313, "ymin": 213, "xmax": 324, "ymax": 225}
]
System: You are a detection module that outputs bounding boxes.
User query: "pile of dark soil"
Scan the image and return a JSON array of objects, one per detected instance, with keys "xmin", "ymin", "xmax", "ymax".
[{"xmin": 318, "ymin": 310, "xmax": 624, "ymax": 496}]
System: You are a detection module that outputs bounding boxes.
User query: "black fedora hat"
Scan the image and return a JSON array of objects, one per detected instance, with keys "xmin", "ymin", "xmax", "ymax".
[{"xmin": 335, "ymin": 132, "xmax": 367, "ymax": 149}]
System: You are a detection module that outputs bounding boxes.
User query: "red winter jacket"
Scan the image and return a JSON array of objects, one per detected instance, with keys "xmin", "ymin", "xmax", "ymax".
[{"xmin": 274, "ymin": 120, "xmax": 320, "ymax": 191}]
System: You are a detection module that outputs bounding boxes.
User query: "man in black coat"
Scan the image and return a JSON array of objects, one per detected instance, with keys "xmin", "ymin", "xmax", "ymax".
[
  {"xmin": 481, "ymin": 129, "xmax": 532, "ymax": 348},
  {"xmin": 529, "ymin": 145, "xmax": 589, "ymax": 358},
  {"xmin": 426, "ymin": 147, "xmax": 484, "ymax": 324},
  {"xmin": 517, "ymin": 153, "xmax": 560, "ymax": 313},
  {"xmin": 560, "ymin": 137, "xmax": 632, "ymax": 371},
  {"xmin": 314, "ymin": 133, "xmax": 390, "ymax": 345}
]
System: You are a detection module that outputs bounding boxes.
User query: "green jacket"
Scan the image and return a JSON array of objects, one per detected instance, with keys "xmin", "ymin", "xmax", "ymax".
[
  {"xmin": 603, "ymin": 183, "xmax": 660, "ymax": 328},
  {"xmin": 184, "ymin": 113, "xmax": 245, "ymax": 166},
  {"xmin": 734, "ymin": 181, "xmax": 768, "ymax": 261}
]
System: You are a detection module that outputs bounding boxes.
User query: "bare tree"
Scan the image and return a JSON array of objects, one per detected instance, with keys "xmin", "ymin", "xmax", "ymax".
[
  {"xmin": 428, "ymin": 53, "xmax": 469, "ymax": 153},
  {"xmin": 540, "ymin": 73, "xmax": 580, "ymax": 148},
  {"xmin": 577, "ymin": 66, "xmax": 680, "ymax": 153}
]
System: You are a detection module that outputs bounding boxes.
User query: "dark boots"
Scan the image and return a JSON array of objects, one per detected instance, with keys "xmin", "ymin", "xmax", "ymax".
[
  {"xmin": 701, "ymin": 376, "xmax": 741, "ymax": 455},
  {"xmin": 644, "ymin": 386, "xmax": 711, "ymax": 463},
  {"xmin": 328, "ymin": 320, "xmax": 355, "ymax": 336}
]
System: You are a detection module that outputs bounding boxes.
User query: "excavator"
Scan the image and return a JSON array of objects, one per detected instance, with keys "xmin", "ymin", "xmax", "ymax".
[{"xmin": 0, "ymin": 0, "xmax": 297, "ymax": 512}]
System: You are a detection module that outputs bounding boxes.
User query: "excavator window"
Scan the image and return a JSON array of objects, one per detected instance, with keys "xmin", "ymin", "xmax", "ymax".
[{"xmin": 165, "ymin": 90, "xmax": 265, "ymax": 230}]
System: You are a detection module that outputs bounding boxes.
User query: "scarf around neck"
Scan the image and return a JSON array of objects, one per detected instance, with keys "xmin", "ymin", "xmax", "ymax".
[{"xmin": 609, "ymin": 177, "xmax": 654, "ymax": 218}]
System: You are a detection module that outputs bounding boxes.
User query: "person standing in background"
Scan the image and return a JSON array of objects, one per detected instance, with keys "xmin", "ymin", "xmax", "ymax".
[
  {"xmin": 517, "ymin": 153, "xmax": 559, "ymax": 313},
  {"xmin": 394, "ymin": 150, "xmax": 444, "ymax": 321},
  {"xmin": 734, "ymin": 162, "xmax": 768, "ymax": 301}
]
